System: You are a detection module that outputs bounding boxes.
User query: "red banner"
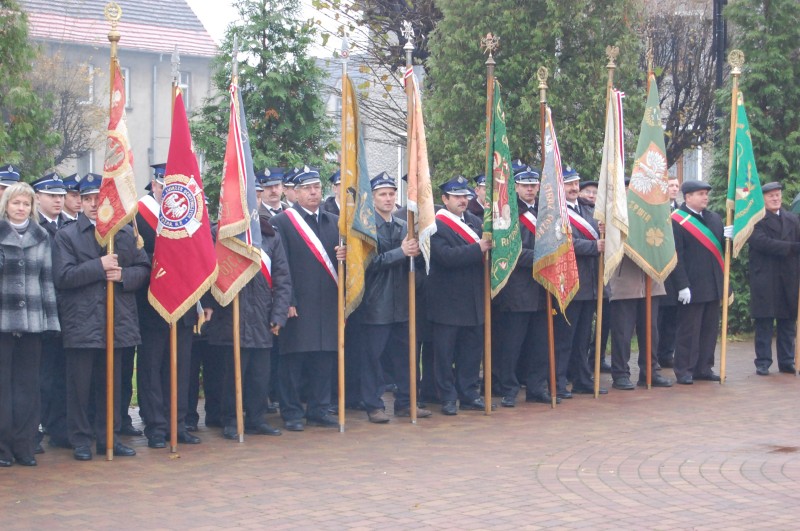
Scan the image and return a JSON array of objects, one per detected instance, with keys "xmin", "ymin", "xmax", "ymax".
[{"xmin": 148, "ymin": 90, "xmax": 218, "ymax": 324}]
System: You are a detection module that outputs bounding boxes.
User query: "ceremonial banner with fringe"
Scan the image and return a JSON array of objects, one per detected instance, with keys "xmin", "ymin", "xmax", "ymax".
[
  {"xmin": 727, "ymin": 92, "xmax": 764, "ymax": 258},
  {"xmin": 405, "ymin": 70, "xmax": 437, "ymax": 271},
  {"xmin": 211, "ymin": 82, "xmax": 262, "ymax": 306},
  {"xmin": 483, "ymin": 79, "xmax": 521, "ymax": 297},
  {"xmin": 340, "ymin": 75, "xmax": 377, "ymax": 317},
  {"xmin": 533, "ymin": 106, "xmax": 579, "ymax": 314},
  {"xmin": 595, "ymin": 89, "xmax": 628, "ymax": 283},
  {"xmin": 148, "ymin": 91, "xmax": 218, "ymax": 323},
  {"xmin": 96, "ymin": 59, "xmax": 138, "ymax": 246},
  {"xmin": 623, "ymin": 75, "xmax": 676, "ymax": 282}
]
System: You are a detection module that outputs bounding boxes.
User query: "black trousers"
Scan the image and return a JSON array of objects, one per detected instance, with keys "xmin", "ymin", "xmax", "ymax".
[
  {"xmin": 432, "ymin": 323, "xmax": 482, "ymax": 403},
  {"xmin": 186, "ymin": 336, "xmax": 202, "ymax": 428},
  {"xmin": 674, "ymin": 301, "xmax": 720, "ymax": 380},
  {"xmin": 137, "ymin": 324, "xmax": 193, "ymax": 438},
  {"xmin": 610, "ymin": 298, "xmax": 660, "ymax": 380},
  {"xmin": 588, "ymin": 298, "xmax": 611, "ymax": 362},
  {"xmin": 66, "ymin": 347, "xmax": 122, "ymax": 448},
  {"xmin": 554, "ymin": 300, "xmax": 595, "ymax": 391},
  {"xmin": 492, "ymin": 310, "xmax": 548, "ymax": 399},
  {"xmin": 221, "ymin": 347, "xmax": 271, "ymax": 429},
  {"xmin": 754, "ymin": 317, "xmax": 796, "ymax": 370},
  {"xmin": 353, "ymin": 322, "xmax": 411, "ymax": 411},
  {"xmin": 657, "ymin": 302, "xmax": 678, "ymax": 362},
  {"xmin": 39, "ymin": 334, "xmax": 68, "ymax": 445},
  {"xmin": 119, "ymin": 347, "xmax": 136, "ymax": 429},
  {"xmin": 279, "ymin": 351, "xmax": 334, "ymax": 422},
  {"xmin": 0, "ymin": 333, "xmax": 41, "ymax": 461}
]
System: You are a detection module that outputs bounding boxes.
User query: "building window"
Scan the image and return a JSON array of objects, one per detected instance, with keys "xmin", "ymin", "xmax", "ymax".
[
  {"xmin": 80, "ymin": 64, "xmax": 94, "ymax": 104},
  {"xmin": 121, "ymin": 67, "xmax": 132, "ymax": 109},
  {"xmin": 179, "ymin": 72, "xmax": 191, "ymax": 110}
]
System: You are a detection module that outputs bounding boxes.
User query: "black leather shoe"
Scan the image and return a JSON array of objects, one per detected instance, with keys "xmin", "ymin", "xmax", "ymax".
[
  {"xmin": 556, "ymin": 390, "xmax": 573, "ymax": 399},
  {"xmin": 460, "ymin": 397, "xmax": 496, "ymax": 410},
  {"xmin": 441, "ymin": 401, "xmax": 458, "ymax": 415},
  {"xmin": 177, "ymin": 431, "xmax": 202, "ymax": 444},
  {"xmin": 694, "ymin": 372, "xmax": 721, "ymax": 382},
  {"xmin": 16, "ymin": 455, "xmax": 37, "ymax": 466},
  {"xmin": 0, "ymin": 458, "xmax": 11, "ymax": 467},
  {"xmin": 526, "ymin": 392, "xmax": 561, "ymax": 404},
  {"xmin": 306, "ymin": 414, "xmax": 338, "ymax": 428},
  {"xmin": 147, "ymin": 436, "xmax": 167, "ymax": 449},
  {"xmin": 756, "ymin": 366, "xmax": 769, "ymax": 376},
  {"xmin": 779, "ymin": 364, "xmax": 796, "ymax": 374},
  {"xmin": 676, "ymin": 375, "xmax": 693, "ymax": 385},
  {"xmin": 73, "ymin": 446, "xmax": 92, "ymax": 461},
  {"xmin": 572, "ymin": 386, "xmax": 608, "ymax": 395},
  {"xmin": 97, "ymin": 443, "xmax": 136, "ymax": 457},
  {"xmin": 185, "ymin": 424, "xmax": 198, "ymax": 433},
  {"xmin": 222, "ymin": 426, "xmax": 238, "ymax": 440},
  {"xmin": 613, "ymin": 376, "xmax": 635, "ymax": 390},
  {"xmin": 34, "ymin": 442, "xmax": 45, "ymax": 455},
  {"xmin": 500, "ymin": 396, "xmax": 516, "ymax": 408},
  {"xmin": 284, "ymin": 420, "xmax": 304, "ymax": 432},
  {"xmin": 638, "ymin": 373, "xmax": 673, "ymax": 387},
  {"xmin": 245, "ymin": 423, "xmax": 282, "ymax": 436},
  {"xmin": 119, "ymin": 425, "xmax": 143, "ymax": 437}
]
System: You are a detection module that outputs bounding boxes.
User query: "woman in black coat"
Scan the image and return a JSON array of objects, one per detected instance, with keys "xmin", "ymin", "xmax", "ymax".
[{"xmin": 0, "ymin": 182, "xmax": 61, "ymax": 467}]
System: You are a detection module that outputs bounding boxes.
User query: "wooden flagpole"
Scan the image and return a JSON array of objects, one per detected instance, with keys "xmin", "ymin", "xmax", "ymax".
[
  {"xmin": 402, "ymin": 22, "xmax": 418, "ymax": 423},
  {"xmin": 104, "ymin": 2, "xmax": 121, "ymax": 461},
  {"xmin": 721, "ymin": 50, "xmax": 745, "ymax": 385},
  {"xmin": 594, "ymin": 46, "xmax": 619, "ymax": 398},
  {"xmin": 538, "ymin": 66, "xmax": 557, "ymax": 409},
  {"xmin": 337, "ymin": 38, "xmax": 350, "ymax": 433},
  {"xmin": 231, "ymin": 36, "xmax": 245, "ymax": 441},
  {"xmin": 168, "ymin": 46, "xmax": 180, "ymax": 454},
  {"xmin": 644, "ymin": 41, "xmax": 654, "ymax": 389},
  {"xmin": 481, "ymin": 33, "xmax": 498, "ymax": 416}
]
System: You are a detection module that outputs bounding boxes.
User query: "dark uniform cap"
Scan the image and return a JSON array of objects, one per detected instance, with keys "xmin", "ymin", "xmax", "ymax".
[
  {"xmin": 259, "ymin": 167, "xmax": 285, "ymax": 187},
  {"xmin": 150, "ymin": 163, "xmax": 166, "ymax": 184},
  {"xmin": 562, "ymin": 165, "xmax": 580, "ymax": 183},
  {"xmin": 62, "ymin": 173, "xmax": 80, "ymax": 192},
  {"xmin": 329, "ymin": 170, "xmax": 341, "ymax": 185},
  {"xmin": 0, "ymin": 164, "xmax": 21, "ymax": 187},
  {"xmin": 474, "ymin": 174, "xmax": 486, "ymax": 186},
  {"xmin": 761, "ymin": 181, "xmax": 782, "ymax": 193},
  {"xmin": 681, "ymin": 180, "xmax": 712, "ymax": 194},
  {"xmin": 283, "ymin": 167, "xmax": 300, "ymax": 188},
  {"xmin": 32, "ymin": 173, "xmax": 68, "ymax": 195},
  {"xmin": 511, "ymin": 159, "xmax": 528, "ymax": 175},
  {"xmin": 79, "ymin": 173, "xmax": 103, "ymax": 195},
  {"xmin": 514, "ymin": 166, "xmax": 540, "ymax": 184},
  {"xmin": 580, "ymin": 180, "xmax": 598, "ymax": 190},
  {"xmin": 370, "ymin": 171, "xmax": 397, "ymax": 190},
  {"xmin": 255, "ymin": 181, "xmax": 264, "ymax": 192},
  {"xmin": 440, "ymin": 175, "xmax": 472, "ymax": 196},
  {"xmin": 293, "ymin": 166, "xmax": 321, "ymax": 187}
]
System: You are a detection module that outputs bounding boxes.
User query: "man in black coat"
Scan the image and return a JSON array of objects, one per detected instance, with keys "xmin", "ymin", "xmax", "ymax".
[
  {"xmin": 270, "ymin": 167, "xmax": 346, "ymax": 431},
  {"xmin": 491, "ymin": 167, "xmax": 553, "ymax": 407},
  {"xmin": 321, "ymin": 170, "xmax": 340, "ymax": 216},
  {"xmin": 554, "ymin": 168, "xmax": 607, "ymax": 398},
  {"xmin": 657, "ymin": 177, "xmax": 682, "ymax": 368},
  {"xmin": 427, "ymin": 175, "xmax": 493, "ymax": 415},
  {"xmin": 669, "ymin": 180, "xmax": 724, "ymax": 384},
  {"xmin": 257, "ymin": 167, "xmax": 289, "ymax": 219},
  {"xmin": 467, "ymin": 174, "xmax": 486, "ymax": 218},
  {"xmin": 53, "ymin": 174, "xmax": 151, "ymax": 460},
  {"xmin": 748, "ymin": 181, "xmax": 800, "ymax": 375}
]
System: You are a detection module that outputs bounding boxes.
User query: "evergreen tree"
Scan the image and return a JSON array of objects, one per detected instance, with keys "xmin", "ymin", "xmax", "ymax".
[
  {"xmin": 424, "ymin": 0, "xmax": 645, "ymax": 182},
  {"xmin": 0, "ymin": 1, "xmax": 60, "ymax": 178},
  {"xmin": 193, "ymin": 0, "xmax": 335, "ymax": 204}
]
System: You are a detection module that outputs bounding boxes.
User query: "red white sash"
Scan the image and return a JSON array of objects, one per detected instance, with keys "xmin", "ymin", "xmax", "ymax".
[
  {"xmin": 519, "ymin": 211, "xmax": 537, "ymax": 235},
  {"xmin": 567, "ymin": 208, "xmax": 598, "ymax": 240},
  {"xmin": 260, "ymin": 249, "xmax": 273, "ymax": 288},
  {"xmin": 138, "ymin": 195, "xmax": 159, "ymax": 231},
  {"xmin": 284, "ymin": 208, "xmax": 338, "ymax": 285},
  {"xmin": 436, "ymin": 209, "xmax": 480, "ymax": 244}
]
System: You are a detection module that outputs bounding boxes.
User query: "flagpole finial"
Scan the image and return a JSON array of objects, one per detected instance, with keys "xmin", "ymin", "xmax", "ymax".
[
  {"xmin": 402, "ymin": 21, "xmax": 415, "ymax": 53},
  {"xmin": 481, "ymin": 33, "xmax": 499, "ymax": 66},
  {"xmin": 728, "ymin": 49, "xmax": 745, "ymax": 76},
  {"xmin": 231, "ymin": 35, "xmax": 240, "ymax": 80},
  {"xmin": 104, "ymin": 2, "xmax": 122, "ymax": 54},
  {"xmin": 537, "ymin": 66, "xmax": 549, "ymax": 103},
  {"xmin": 606, "ymin": 45, "xmax": 619, "ymax": 69},
  {"xmin": 645, "ymin": 32, "xmax": 654, "ymax": 76},
  {"xmin": 171, "ymin": 45, "xmax": 180, "ymax": 84}
]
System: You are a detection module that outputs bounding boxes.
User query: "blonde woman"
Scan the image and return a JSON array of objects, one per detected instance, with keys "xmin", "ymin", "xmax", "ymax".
[{"xmin": 0, "ymin": 182, "xmax": 60, "ymax": 467}]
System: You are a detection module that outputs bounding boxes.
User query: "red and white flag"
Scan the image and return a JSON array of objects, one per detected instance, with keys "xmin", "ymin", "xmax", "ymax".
[
  {"xmin": 96, "ymin": 60, "xmax": 138, "ymax": 246},
  {"xmin": 148, "ymin": 90, "xmax": 218, "ymax": 323}
]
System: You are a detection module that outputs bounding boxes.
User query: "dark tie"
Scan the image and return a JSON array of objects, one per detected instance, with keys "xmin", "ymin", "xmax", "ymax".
[
  {"xmin": 51, "ymin": 220, "xmax": 58, "ymax": 231},
  {"xmin": 570, "ymin": 204, "xmax": 580, "ymax": 216},
  {"xmin": 307, "ymin": 212, "xmax": 319, "ymax": 234}
]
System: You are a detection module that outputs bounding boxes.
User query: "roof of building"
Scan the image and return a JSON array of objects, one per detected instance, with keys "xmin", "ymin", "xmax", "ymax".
[{"xmin": 20, "ymin": 0, "xmax": 218, "ymax": 58}]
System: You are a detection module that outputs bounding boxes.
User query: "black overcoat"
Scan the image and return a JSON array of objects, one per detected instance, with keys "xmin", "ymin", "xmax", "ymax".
[
  {"xmin": 493, "ymin": 198, "xmax": 543, "ymax": 312},
  {"xmin": 668, "ymin": 204, "xmax": 724, "ymax": 304},
  {"xmin": 570, "ymin": 200, "xmax": 600, "ymax": 301},
  {"xmin": 748, "ymin": 208, "xmax": 800, "ymax": 319}
]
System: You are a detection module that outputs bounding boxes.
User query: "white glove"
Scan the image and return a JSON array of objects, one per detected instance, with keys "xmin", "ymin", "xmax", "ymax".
[
  {"xmin": 678, "ymin": 287, "xmax": 691, "ymax": 305},
  {"xmin": 723, "ymin": 225, "xmax": 734, "ymax": 239}
]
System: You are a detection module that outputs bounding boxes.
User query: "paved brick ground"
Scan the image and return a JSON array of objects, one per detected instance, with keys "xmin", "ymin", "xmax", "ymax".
[{"xmin": 2, "ymin": 340, "xmax": 799, "ymax": 529}]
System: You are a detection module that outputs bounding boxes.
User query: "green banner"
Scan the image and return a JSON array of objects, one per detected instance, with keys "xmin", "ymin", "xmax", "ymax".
[
  {"xmin": 623, "ymin": 75, "xmax": 677, "ymax": 282},
  {"xmin": 726, "ymin": 92, "xmax": 764, "ymax": 258},
  {"xmin": 483, "ymin": 80, "xmax": 521, "ymax": 297}
]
